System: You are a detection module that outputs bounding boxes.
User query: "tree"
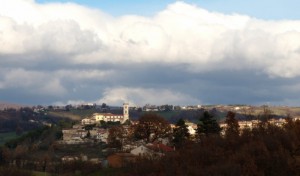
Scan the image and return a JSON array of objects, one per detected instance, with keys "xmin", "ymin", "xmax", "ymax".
[
  {"xmin": 86, "ymin": 130, "xmax": 91, "ymax": 138},
  {"xmin": 84, "ymin": 124, "xmax": 95, "ymax": 130},
  {"xmin": 225, "ymin": 111, "xmax": 240, "ymax": 138},
  {"xmin": 101, "ymin": 103, "xmax": 107, "ymax": 109},
  {"xmin": 196, "ymin": 111, "xmax": 221, "ymax": 137},
  {"xmin": 108, "ymin": 126, "xmax": 125, "ymax": 149},
  {"xmin": 134, "ymin": 113, "xmax": 171, "ymax": 143},
  {"xmin": 259, "ymin": 105, "xmax": 272, "ymax": 122},
  {"xmin": 172, "ymin": 118, "xmax": 190, "ymax": 148}
]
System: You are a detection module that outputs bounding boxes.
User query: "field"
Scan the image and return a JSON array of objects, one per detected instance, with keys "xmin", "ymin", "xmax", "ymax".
[
  {"xmin": 0, "ymin": 132, "xmax": 18, "ymax": 146},
  {"xmin": 150, "ymin": 111, "xmax": 179, "ymax": 120},
  {"xmin": 243, "ymin": 106, "xmax": 300, "ymax": 117},
  {"xmin": 32, "ymin": 171, "xmax": 53, "ymax": 176}
]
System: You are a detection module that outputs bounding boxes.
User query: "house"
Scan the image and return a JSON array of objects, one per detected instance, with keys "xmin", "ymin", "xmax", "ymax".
[
  {"xmin": 92, "ymin": 128, "xmax": 109, "ymax": 143},
  {"xmin": 148, "ymin": 143, "xmax": 174, "ymax": 154},
  {"xmin": 82, "ymin": 103, "xmax": 129, "ymax": 125},
  {"xmin": 155, "ymin": 137, "xmax": 171, "ymax": 145},
  {"xmin": 130, "ymin": 145, "xmax": 154, "ymax": 156},
  {"xmin": 61, "ymin": 128, "xmax": 88, "ymax": 144},
  {"xmin": 81, "ymin": 118, "xmax": 96, "ymax": 125},
  {"xmin": 187, "ymin": 126, "xmax": 196, "ymax": 135},
  {"xmin": 185, "ymin": 121, "xmax": 197, "ymax": 136},
  {"xmin": 76, "ymin": 129, "xmax": 87, "ymax": 138},
  {"xmin": 72, "ymin": 124, "xmax": 83, "ymax": 129},
  {"xmin": 130, "ymin": 143, "xmax": 174, "ymax": 158},
  {"xmin": 61, "ymin": 156, "xmax": 79, "ymax": 163},
  {"xmin": 143, "ymin": 104, "xmax": 159, "ymax": 111},
  {"xmin": 107, "ymin": 153, "xmax": 136, "ymax": 168},
  {"xmin": 62, "ymin": 129, "xmax": 77, "ymax": 141}
]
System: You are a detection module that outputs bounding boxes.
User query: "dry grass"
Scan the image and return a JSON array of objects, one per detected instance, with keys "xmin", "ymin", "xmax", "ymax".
[{"xmin": 48, "ymin": 111, "xmax": 82, "ymax": 121}]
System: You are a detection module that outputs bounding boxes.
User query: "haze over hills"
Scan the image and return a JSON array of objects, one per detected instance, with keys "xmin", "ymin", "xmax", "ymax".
[{"xmin": 0, "ymin": 101, "xmax": 28, "ymax": 110}]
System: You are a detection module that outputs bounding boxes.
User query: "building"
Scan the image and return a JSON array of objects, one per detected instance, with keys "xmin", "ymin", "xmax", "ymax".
[
  {"xmin": 130, "ymin": 143, "xmax": 174, "ymax": 158},
  {"xmin": 82, "ymin": 103, "xmax": 129, "ymax": 125},
  {"xmin": 89, "ymin": 128, "xmax": 109, "ymax": 143},
  {"xmin": 130, "ymin": 145, "xmax": 154, "ymax": 156}
]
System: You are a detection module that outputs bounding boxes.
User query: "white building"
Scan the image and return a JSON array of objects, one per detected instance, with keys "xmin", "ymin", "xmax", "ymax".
[
  {"xmin": 82, "ymin": 103, "xmax": 129, "ymax": 125},
  {"xmin": 130, "ymin": 145, "xmax": 154, "ymax": 156},
  {"xmin": 130, "ymin": 143, "xmax": 174, "ymax": 157}
]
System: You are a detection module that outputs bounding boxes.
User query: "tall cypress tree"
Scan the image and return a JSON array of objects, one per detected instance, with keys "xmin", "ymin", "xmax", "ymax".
[
  {"xmin": 173, "ymin": 118, "xmax": 190, "ymax": 148},
  {"xmin": 225, "ymin": 111, "xmax": 240, "ymax": 138},
  {"xmin": 197, "ymin": 111, "xmax": 221, "ymax": 137}
]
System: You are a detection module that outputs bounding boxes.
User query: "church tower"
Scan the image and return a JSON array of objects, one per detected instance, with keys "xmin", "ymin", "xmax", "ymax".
[{"xmin": 123, "ymin": 103, "xmax": 129, "ymax": 122}]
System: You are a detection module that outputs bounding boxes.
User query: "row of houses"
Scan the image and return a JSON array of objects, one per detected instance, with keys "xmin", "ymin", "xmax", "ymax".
[
  {"xmin": 61, "ymin": 125, "xmax": 108, "ymax": 144},
  {"xmin": 220, "ymin": 117, "xmax": 300, "ymax": 134},
  {"xmin": 107, "ymin": 143, "xmax": 174, "ymax": 168}
]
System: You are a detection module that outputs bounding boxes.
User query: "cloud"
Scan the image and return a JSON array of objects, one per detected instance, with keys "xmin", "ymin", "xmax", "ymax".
[
  {"xmin": 53, "ymin": 87, "xmax": 201, "ymax": 106},
  {"xmin": 97, "ymin": 87, "xmax": 201, "ymax": 106},
  {"xmin": 1, "ymin": 1, "xmax": 300, "ymax": 76},
  {"xmin": 0, "ymin": 68, "xmax": 67, "ymax": 96},
  {"xmin": 1, "ymin": 0, "xmax": 300, "ymax": 105}
]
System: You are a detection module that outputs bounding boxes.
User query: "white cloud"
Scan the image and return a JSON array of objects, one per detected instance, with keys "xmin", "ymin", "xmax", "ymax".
[
  {"xmin": 0, "ymin": 68, "xmax": 67, "ymax": 96},
  {"xmin": 40, "ymin": 78, "xmax": 67, "ymax": 96},
  {"xmin": 1, "ymin": 0, "xmax": 300, "ymax": 105},
  {"xmin": 97, "ymin": 87, "xmax": 201, "ymax": 106},
  {"xmin": 55, "ymin": 69, "xmax": 114, "ymax": 81},
  {"xmin": 1, "ymin": 1, "xmax": 300, "ymax": 77},
  {"xmin": 52, "ymin": 87, "xmax": 201, "ymax": 106}
]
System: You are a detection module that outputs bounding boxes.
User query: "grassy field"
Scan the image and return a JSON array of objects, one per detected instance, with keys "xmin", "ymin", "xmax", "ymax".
[
  {"xmin": 48, "ymin": 109, "xmax": 100, "ymax": 121},
  {"xmin": 150, "ymin": 111, "xmax": 178, "ymax": 120},
  {"xmin": 32, "ymin": 171, "xmax": 54, "ymax": 176},
  {"xmin": 247, "ymin": 106, "xmax": 300, "ymax": 117},
  {"xmin": 89, "ymin": 168, "xmax": 125, "ymax": 176},
  {"xmin": 0, "ymin": 132, "xmax": 18, "ymax": 146},
  {"xmin": 48, "ymin": 111, "xmax": 84, "ymax": 121}
]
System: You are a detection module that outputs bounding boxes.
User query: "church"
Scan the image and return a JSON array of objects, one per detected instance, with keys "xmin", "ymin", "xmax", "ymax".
[{"xmin": 81, "ymin": 103, "xmax": 129, "ymax": 125}]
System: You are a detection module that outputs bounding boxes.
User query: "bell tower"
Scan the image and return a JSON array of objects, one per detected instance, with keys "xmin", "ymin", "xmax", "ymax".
[{"xmin": 123, "ymin": 103, "xmax": 129, "ymax": 122}]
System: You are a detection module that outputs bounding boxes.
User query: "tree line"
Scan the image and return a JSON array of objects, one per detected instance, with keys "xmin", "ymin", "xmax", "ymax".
[
  {"xmin": 121, "ymin": 111, "xmax": 300, "ymax": 176},
  {"xmin": 2, "ymin": 110, "xmax": 300, "ymax": 175}
]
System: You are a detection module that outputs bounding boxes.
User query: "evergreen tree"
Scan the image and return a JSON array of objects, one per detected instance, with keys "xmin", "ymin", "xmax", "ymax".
[
  {"xmin": 196, "ymin": 111, "xmax": 221, "ymax": 137},
  {"xmin": 225, "ymin": 111, "xmax": 240, "ymax": 138},
  {"xmin": 173, "ymin": 118, "xmax": 190, "ymax": 148},
  {"xmin": 86, "ymin": 130, "xmax": 91, "ymax": 138}
]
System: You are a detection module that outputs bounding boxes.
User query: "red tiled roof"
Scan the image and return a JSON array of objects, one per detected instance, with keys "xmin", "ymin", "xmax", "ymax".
[
  {"xmin": 94, "ymin": 113, "xmax": 123, "ymax": 117},
  {"xmin": 148, "ymin": 143, "xmax": 174, "ymax": 153}
]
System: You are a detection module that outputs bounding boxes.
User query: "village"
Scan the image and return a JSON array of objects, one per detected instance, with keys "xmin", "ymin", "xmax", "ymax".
[
  {"xmin": 58, "ymin": 103, "xmax": 300, "ymax": 169},
  {"xmin": 1, "ymin": 102, "xmax": 300, "ymax": 175},
  {"xmin": 59, "ymin": 103, "xmax": 176, "ymax": 168}
]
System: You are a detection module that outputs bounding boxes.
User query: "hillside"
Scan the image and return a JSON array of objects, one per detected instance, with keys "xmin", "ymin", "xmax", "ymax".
[{"xmin": 46, "ymin": 105, "xmax": 300, "ymax": 124}]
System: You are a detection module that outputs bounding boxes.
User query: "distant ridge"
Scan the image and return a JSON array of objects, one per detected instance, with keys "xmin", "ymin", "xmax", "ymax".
[{"xmin": 0, "ymin": 101, "xmax": 28, "ymax": 110}]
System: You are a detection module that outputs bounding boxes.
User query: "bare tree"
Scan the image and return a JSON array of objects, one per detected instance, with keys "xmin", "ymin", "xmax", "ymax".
[{"xmin": 134, "ymin": 113, "xmax": 171, "ymax": 143}]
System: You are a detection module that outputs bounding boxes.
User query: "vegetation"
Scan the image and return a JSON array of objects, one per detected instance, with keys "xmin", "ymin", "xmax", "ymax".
[
  {"xmin": 196, "ymin": 111, "xmax": 221, "ymax": 137},
  {"xmin": 133, "ymin": 113, "xmax": 171, "ymax": 143},
  {"xmin": 172, "ymin": 118, "xmax": 190, "ymax": 148},
  {"xmin": 2, "ymin": 105, "xmax": 300, "ymax": 175},
  {"xmin": 122, "ymin": 119, "xmax": 300, "ymax": 176},
  {"xmin": 0, "ymin": 166, "xmax": 32, "ymax": 176},
  {"xmin": 224, "ymin": 111, "xmax": 240, "ymax": 139},
  {"xmin": 108, "ymin": 126, "xmax": 125, "ymax": 149},
  {"xmin": 0, "ymin": 132, "xmax": 18, "ymax": 146}
]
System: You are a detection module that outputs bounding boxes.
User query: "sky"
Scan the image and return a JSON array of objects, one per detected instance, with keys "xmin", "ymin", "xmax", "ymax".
[{"xmin": 0, "ymin": 0, "xmax": 300, "ymax": 106}]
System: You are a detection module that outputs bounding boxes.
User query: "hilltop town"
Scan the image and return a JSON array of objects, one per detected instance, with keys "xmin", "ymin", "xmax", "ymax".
[{"xmin": 1, "ymin": 102, "xmax": 300, "ymax": 175}]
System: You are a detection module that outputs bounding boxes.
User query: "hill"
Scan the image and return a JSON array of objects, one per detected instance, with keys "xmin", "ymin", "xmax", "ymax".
[{"xmin": 0, "ymin": 101, "xmax": 27, "ymax": 110}]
